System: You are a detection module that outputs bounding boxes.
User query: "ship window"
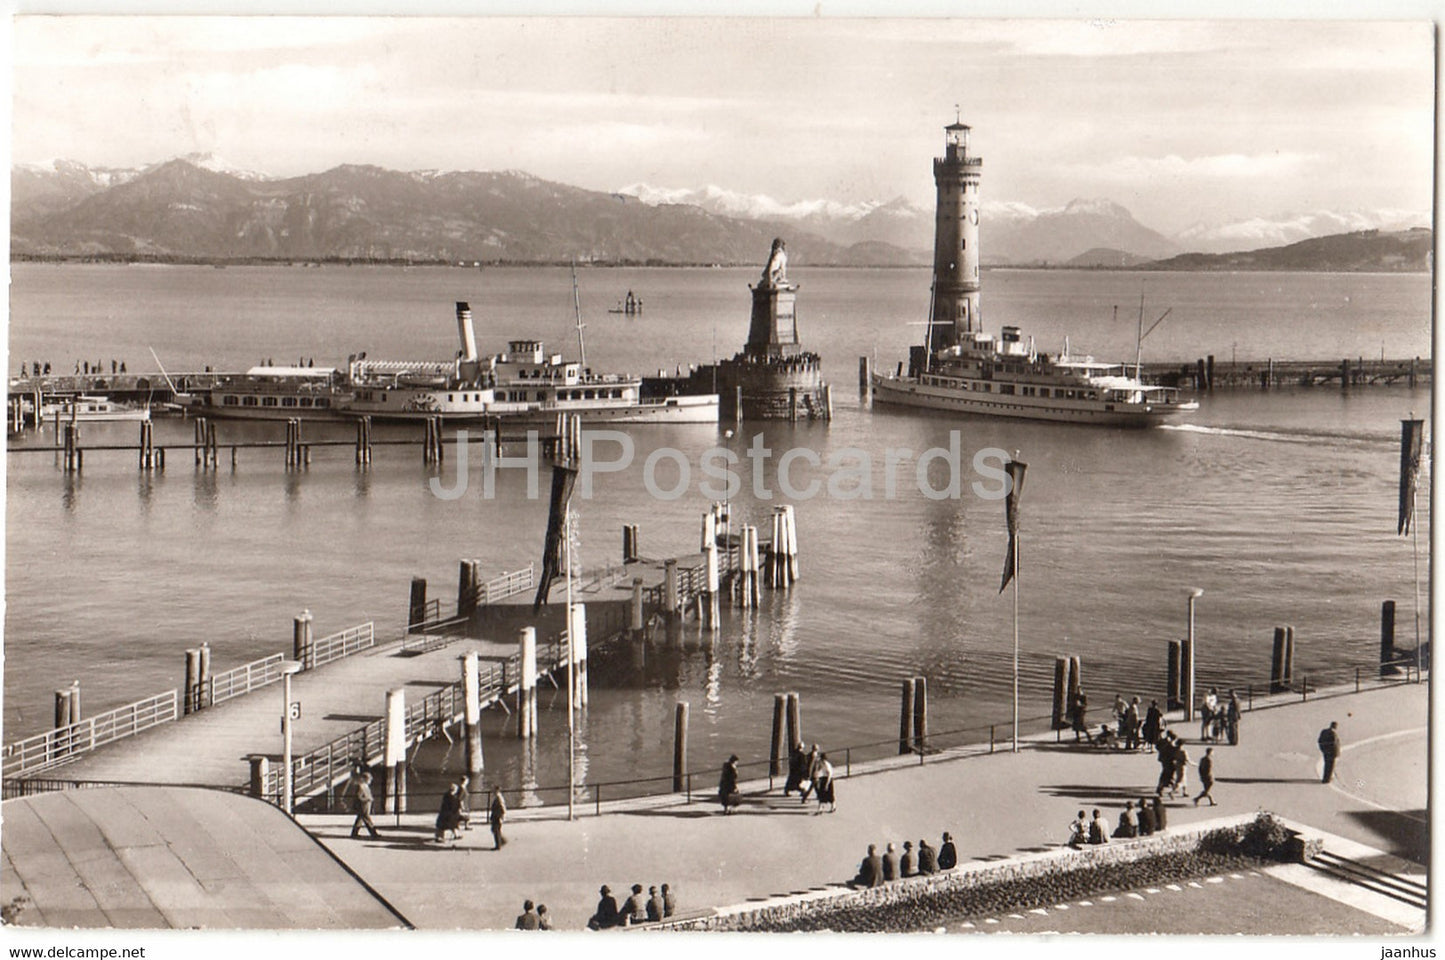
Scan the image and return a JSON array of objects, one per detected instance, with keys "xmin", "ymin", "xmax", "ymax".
[
  {"xmin": 262, "ymin": 397, "xmax": 278, "ymax": 406},
  {"xmin": 299, "ymin": 398, "xmax": 313, "ymax": 407},
  {"xmin": 983, "ymin": 384, "xmax": 991, "ymax": 392},
  {"xmin": 243, "ymin": 397, "xmax": 258, "ymax": 406},
  {"xmin": 223, "ymin": 396, "xmax": 238, "ymax": 406},
  {"xmin": 282, "ymin": 397, "xmax": 296, "ymax": 407},
  {"xmin": 448, "ymin": 395, "xmax": 454, "ymax": 402},
  {"xmin": 1000, "ymin": 385, "xmax": 1014, "ymax": 395}
]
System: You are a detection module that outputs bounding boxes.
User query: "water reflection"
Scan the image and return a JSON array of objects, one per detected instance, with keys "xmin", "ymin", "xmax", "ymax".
[
  {"xmin": 61, "ymin": 471, "xmax": 82, "ymax": 512},
  {"xmin": 193, "ymin": 468, "xmax": 219, "ymax": 512}
]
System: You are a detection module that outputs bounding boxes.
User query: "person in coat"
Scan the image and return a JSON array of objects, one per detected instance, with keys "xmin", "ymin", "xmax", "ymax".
[
  {"xmin": 536, "ymin": 904, "xmax": 552, "ymax": 930},
  {"xmin": 1195, "ymin": 747, "xmax": 1218, "ymax": 806},
  {"xmin": 1113, "ymin": 801, "xmax": 1138, "ymax": 839},
  {"xmin": 1142, "ymin": 700, "xmax": 1163, "ymax": 751},
  {"xmin": 900, "ymin": 840, "xmax": 916, "ymax": 876},
  {"xmin": 1171, "ymin": 742, "xmax": 1191, "ymax": 798},
  {"xmin": 917, "ymin": 838, "xmax": 938, "ymax": 874},
  {"xmin": 783, "ymin": 741, "xmax": 806, "ymax": 796},
  {"xmin": 1088, "ymin": 809, "xmax": 1110, "ymax": 845},
  {"xmin": 1071, "ymin": 689, "xmax": 1094, "ymax": 743},
  {"xmin": 1318, "ymin": 721, "xmax": 1341, "ymax": 783},
  {"xmin": 618, "ymin": 884, "xmax": 646, "ymax": 926},
  {"xmin": 718, "ymin": 755, "xmax": 741, "ymax": 813},
  {"xmin": 882, "ymin": 842, "xmax": 899, "ymax": 880},
  {"xmin": 434, "ymin": 781, "xmax": 463, "ymax": 842},
  {"xmin": 515, "ymin": 900, "xmax": 539, "ymax": 930},
  {"xmin": 588, "ymin": 885, "xmax": 620, "ymax": 929},
  {"xmin": 349, "ymin": 769, "xmax": 380, "ymax": 840},
  {"xmin": 1067, "ymin": 810, "xmax": 1087, "ymax": 848},
  {"xmin": 1137, "ymin": 797, "xmax": 1157, "ymax": 836},
  {"xmin": 799, "ymin": 744, "xmax": 821, "ymax": 801},
  {"xmin": 937, "ymin": 832, "xmax": 958, "ymax": 870},
  {"xmin": 1124, "ymin": 697, "xmax": 1142, "ymax": 750},
  {"xmin": 1151, "ymin": 794, "xmax": 1168, "ymax": 832},
  {"xmin": 813, "ymin": 752, "xmax": 836, "ymax": 813},
  {"xmin": 852, "ymin": 844, "xmax": 884, "ymax": 888},
  {"xmin": 488, "ymin": 785, "xmax": 508, "ymax": 849},
  {"xmin": 661, "ymin": 883, "xmax": 675, "ymax": 918},
  {"xmin": 647, "ymin": 886, "xmax": 665, "ymax": 922},
  {"xmin": 1226, "ymin": 690, "xmax": 1242, "ymax": 746}
]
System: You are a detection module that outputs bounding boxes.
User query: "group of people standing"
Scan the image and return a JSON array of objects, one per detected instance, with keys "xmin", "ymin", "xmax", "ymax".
[
  {"xmin": 851, "ymin": 832, "xmax": 958, "ymax": 887},
  {"xmin": 781, "ymin": 742, "xmax": 836, "ymax": 813},
  {"xmin": 588, "ymin": 883, "xmax": 676, "ymax": 929}
]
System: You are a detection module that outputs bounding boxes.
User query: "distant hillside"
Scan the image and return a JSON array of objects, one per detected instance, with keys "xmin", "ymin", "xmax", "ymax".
[
  {"xmin": 12, "ymin": 159, "xmax": 857, "ymax": 266},
  {"xmin": 1144, "ymin": 228, "xmax": 1432, "ymax": 273},
  {"xmin": 1066, "ymin": 247, "xmax": 1157, "ymax": 268}
]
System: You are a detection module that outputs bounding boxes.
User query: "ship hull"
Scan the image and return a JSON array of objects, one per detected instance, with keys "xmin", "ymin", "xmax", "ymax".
[
  {"xmin": 871, "ymin": 375, "xmax": 1198, "ymax": 428},
  {"xmin": 343, "ymin": 393, "xmax": 720, "ymax": 425}
]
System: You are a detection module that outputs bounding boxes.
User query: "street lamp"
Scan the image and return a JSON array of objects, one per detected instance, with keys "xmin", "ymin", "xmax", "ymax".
[
  {"xmin": 280, "ymin": 660, "xmax": 303, "ymax": 814},
  {"xmin": 1184, "ymin": 589, "xmax": 1203, "ymax": 723}
]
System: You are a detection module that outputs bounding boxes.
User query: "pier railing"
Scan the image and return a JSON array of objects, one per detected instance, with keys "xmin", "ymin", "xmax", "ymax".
[
  {"xmin": 264, "ymin": 633, "xmax": 568, "ymax": 805},
  {"xmin": 210, "ymin": 653, "xmax": 289, "ymax": 706},
  {"xmin": 2, "ymin": 690, "xmax": 179, "ymax": 778},
  {"xmin": 311, "ymin": 622, "xmax": 376, "ymax": 668},
  {"xmin": 479, "ymin": 564, "xmax": 535, "ymax": 604}
]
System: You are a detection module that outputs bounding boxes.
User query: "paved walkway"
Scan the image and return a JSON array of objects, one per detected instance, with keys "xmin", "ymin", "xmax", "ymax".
[{"xmin": 305, "ymin": 680, "xmax": 1427, "ymax": 931}]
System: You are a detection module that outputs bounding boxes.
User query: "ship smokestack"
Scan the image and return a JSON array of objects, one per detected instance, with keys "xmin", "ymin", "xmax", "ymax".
[{"xmin": 456, "ymin": 301, "xmax": 478, "ymax": 362}]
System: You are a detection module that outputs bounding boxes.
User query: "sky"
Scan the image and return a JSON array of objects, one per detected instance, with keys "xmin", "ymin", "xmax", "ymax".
[{"xmin": 8, "ymin": 15, "xmax": 1438, "ymax": 235}]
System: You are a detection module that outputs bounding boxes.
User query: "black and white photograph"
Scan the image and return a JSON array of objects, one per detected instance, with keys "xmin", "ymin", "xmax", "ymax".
[{"xmin": 1, "ymin": 6, "xmax": 1435, "ymax": 949}]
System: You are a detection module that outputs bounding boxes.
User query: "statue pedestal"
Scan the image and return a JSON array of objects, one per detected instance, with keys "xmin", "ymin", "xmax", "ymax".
[{"xmin": 745, "ymin": 283, "xmax": 801, "ymax": 359}]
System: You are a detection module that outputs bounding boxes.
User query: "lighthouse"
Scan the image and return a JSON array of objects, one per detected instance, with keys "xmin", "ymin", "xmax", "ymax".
[{"xmin": 927, "ymin": 120, "xmax": 983, "ymax": 352}]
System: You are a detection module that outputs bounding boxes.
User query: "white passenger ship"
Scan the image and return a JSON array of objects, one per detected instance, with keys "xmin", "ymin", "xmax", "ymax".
[
  {"xmin": 872, "ymin": 119, "xmax": 1197, "ymax": 428},
  {"xmin": 187, "ymin": 366, "xmax": 351, "ymax": 420},
  {"xmin": 342, "ymin": 302, "xmax": 718, "ymax": 425}
]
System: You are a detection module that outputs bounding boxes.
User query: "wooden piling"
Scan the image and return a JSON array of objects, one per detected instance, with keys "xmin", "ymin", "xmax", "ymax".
[
  {"xmin": 859, "ymin": 356, "xmax": 871, "ymax": 397},
  {"xmin": 629, "ymin": 577, "xmax": 645, "ymax": 635},
  {"xmin": 1195, "ymin": 359, "xmax": 1206, "ymax": 391},
  {"xmin": 293, "ymin": 609, "xmax": 314, "ymax": 670},
  {"xmin": 248, "ymin": 756, "xmax": 270, "ymax": 801},
  {"xmin": 664, "ymin": 559, "xmax": 679, "ymax": 614},
  {"xmin": 672, "ymin": 702, "xmax": 689, "ymax": 793},
  {"xmin": 1283, "ymin": 625, "xmax": 1295, "ymax": 685},
  {"xmin": 1166, "ymin": 641, "xmax": 1181, "ymax": 710},
  {"xmin": 785, "ymin": 505, "xmax": 799, "ymax": 582},
  {"xmin": 1381, "ymin": 600, "xmax": 1398, "ymax": 675},
  {"xmin": 517, "ymin": 626, "xmax": 538, "ymax": 739},
  {"xmin": 384, "ymin": 687, "xmax": 406, "ymax": 814},
  {"xmin": 898, "ymin": 679, "xmax": 914, "ymax": 755},
  {"xmin": 704, "ymin": 542, "xmax": 720, "ymax": 631},
  {"xmin": 408, "ymin": 577, "xmax": 428, "ymax": 631},
  {"xmin": 1341, "ymin": 358, "xmax": 1350, "ymax": 391},
  {"xmin": 785, "ymin": 692, "xmax": 801, "ymax": 750},
  {"xmin": 458, "ymin": 560, "xmax": 480, "ymax": 619},
  {"xmin": 462, "ymin": 651, "xmax": 485, "ymax": 781},
  {"xmin": 1206, "ymin": 355, "xmax": 1215, "ymax": 392},
  {"xmin": 789, "ymin": 386, "xmax": 798, "ymax": 422},
  {"xmin": 770, "ymin": 694, "xmax": 786, "ymax": 775},
  {"xmin": 1051, "ymin": 657, "xmax": 1068, "ymax": 729},
  {"xmin": 54, "ymin": 688, "xmax": 73, "ymax": 729},
  {"xmin": 183, "ymin": 648, "xmax": 201, "ymax": 715},
  {"xmin": 823, "ymin": 383, "xmax": 833, "ymax": 420},
  {"xmin": 912, "ymin": 676, "xmax": 928, "ymax": 753},
  {"xmin": 1179, "ymin": 639, "xmax": 1193, "ymax": 716},
  {"xmin": 570, "ymin": 601, "xmax": 589, "ymax": 707},
  {"xmin": 1066, "ymin": 655, "xmax": 1082, "ymax": 708},
  {"xmin": 734, "ymin": 385, "xmax": 743, "ymax": 426},
  {"xmin": 68, "ymin": 680, "xmax": 81, "ymax": 724},
  {"xmin": 1271, "ymin": 626, "xmax": 1287, "ymax": 692}
]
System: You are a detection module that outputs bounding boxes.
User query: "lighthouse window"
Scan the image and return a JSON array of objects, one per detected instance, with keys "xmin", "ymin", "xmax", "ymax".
[{"xmin": 961, "ymin": 239, "xmax": 966, "ymax": 251}]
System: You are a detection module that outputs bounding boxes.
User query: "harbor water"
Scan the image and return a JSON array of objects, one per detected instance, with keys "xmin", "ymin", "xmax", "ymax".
[{"xmin": 5, "ymin": 263, "xmax": 1431, "ymax": 806}]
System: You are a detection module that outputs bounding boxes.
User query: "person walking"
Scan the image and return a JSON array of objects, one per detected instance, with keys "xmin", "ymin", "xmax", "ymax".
[
  {"xmin": 1071, "ymin": 689, "xmax": 1093, "ymax": 743},
  {"xmin": 1155, "ymin": 733, "xmax": 1177, "ymax": 796},
  {"xmin": 1225, "ymin": 690, "xmax": 1242, "ymax": 746},
  {"xmin": 488, "ymin": 785, "xmax": 508, "ymax": 849},
  {"xmin": 1171, "ymin": 741, "xmax": 1191, "ymax": 798},
  {"xmin": 434, "ymin": 781, "xmax": 463, "ymax": 842},
  {"xmin": 799, "ymin": 744, "xmax": 821, "ymax": 802},
  {"xmin": 588, "ymin": 885, "xmax": 620, "ymax": 930},
  {"xmin": 1142, "ymin": 699, "xmax": 1163, "ymax": 751},
  {"xmin": 813, "ymin": 752, "xmax": 836, "ymax": 813},
  {"xmin": 718, "ymin": 754, "xmax": 741, "ymax": 814},
  {"xmin": 1318, "ymin": 721, "xmax": 1341, "ymax": 783},
  {"xmin": 349, "ymin": 769, "xmax": 381, "ymax": 840},
  {"xmin": 938, "ymin": 832, "xmax": 958, "ymax": 870},
  {"xmin": 1195, "ymin": 747, "xmax": 1217, "ymax": 806},
  {"xmin": 1124, "ymin": 696, "xmax": 1142, "ymax": 750},
  {"xmin": 1200, "ymin": 687, "xmax": 1220, "ymax": 741},
  {"xmin": 783, "ymin": 741, "xmax": 806, "ymax": 796},
  {"xmin": 515, "ymin": 900, "xmax": 539, "ymax": 930}
]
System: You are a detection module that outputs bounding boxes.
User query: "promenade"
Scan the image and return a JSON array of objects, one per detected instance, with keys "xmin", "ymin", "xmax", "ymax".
[{"xmin": 306, "ymin": 680, "xmax": 1427, "ymax": 932}]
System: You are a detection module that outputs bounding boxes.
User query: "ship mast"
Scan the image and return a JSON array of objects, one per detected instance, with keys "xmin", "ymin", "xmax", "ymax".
[{"xmin": 570, "ymin": 260, "xmax": 587, "ymax": 371}]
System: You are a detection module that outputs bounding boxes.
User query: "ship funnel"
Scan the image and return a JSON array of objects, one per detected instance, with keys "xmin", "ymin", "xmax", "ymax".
[{"xmin": 456, "ymin": 301, "xmax": 478, "ymax": 362}]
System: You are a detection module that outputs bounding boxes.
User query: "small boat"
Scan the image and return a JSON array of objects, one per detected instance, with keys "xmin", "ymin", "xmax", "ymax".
[
  {"xmin": 38, "ymin": 395, "xmax": 151, "ymax": 422},
  {"xmin": 608, "ymin": 290, "xmax": 643, "ymax": 315}
]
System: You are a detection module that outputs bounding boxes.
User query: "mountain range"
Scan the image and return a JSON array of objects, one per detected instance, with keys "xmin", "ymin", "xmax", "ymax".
[{"xmin": 11, "ymin": 156, "xmax": 1431, "ymax": 270}]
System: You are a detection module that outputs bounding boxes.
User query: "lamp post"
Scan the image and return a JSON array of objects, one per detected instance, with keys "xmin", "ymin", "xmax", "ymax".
[
  {"xmin": 280, "ymin": 660, "xmax": 303, "ymax": 814},
  {"xmin": 1185, "ymin": 589, "xmax": 1203, "ymax": 723}
]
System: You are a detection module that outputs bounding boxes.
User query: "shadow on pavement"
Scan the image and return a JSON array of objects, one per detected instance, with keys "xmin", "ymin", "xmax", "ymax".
[{"xmin": 1343, "ymin": 808, "xmax": 1428, "ymax": 865}]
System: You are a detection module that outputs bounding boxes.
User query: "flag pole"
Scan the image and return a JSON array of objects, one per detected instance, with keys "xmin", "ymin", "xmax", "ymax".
[
  {"xmin": 1012, "ymin": 533, "xmax": 1020, "ymax": 753},
  {"xmin": 565, "ymin": 499, "xmax": 576, "ymax": 821}
]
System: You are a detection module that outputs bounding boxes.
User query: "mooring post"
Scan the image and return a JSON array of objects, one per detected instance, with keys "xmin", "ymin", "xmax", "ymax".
[
  {"xmin": 1283, "ymin": 625, "xmax": 1295, "ymax": 686},
  {"xmin": 197, "ymin": 645, "xmax": 210, "ymax": 709},
  {"xmin": 1179, "ymin": 639, "xmax": 1194, "ymax": 719},
  {"xmin": 408, "ymin": 577, "xmax": 428, "ymax": 632},
  {"xmin": 462, "ymin": 651, "xmax": 485, "ymax": 786},
  {"xmin": 629, "ymin": 577, "xmax": 645, "ymax": 636},
  {"xmin": 458, "ymin": 560, "xmax": 480, "ymax": 619},
  {"xmin": 705, "ymin": 541, "xmax": 720, "ymax": 632},
  {"xmin": 785, "ymin": 691, "xmax": 801, "ymax": 750},
  {"xmin": 517, "ymin": 626, "xmax": 538, "ymax": 739},
  {"xmin": 1066, "ymin": 655, "xmax": 1082, "ymax": 713},
  {"xmin": 383, "ymin": 687, "xmax": 406, "ymax": 815},
  {"xmin": 664, "ymin": 559, "xmax": 679, "ymax": 615},
  {"xmin": 912, "ymin": 676, "xmax": 928, "ymax": 753},
  {"xmin": 68, "ymin": 680, "xmax": 81, "ymax": 724},
  {"xmin": 672, "ymin": 702, "xmax": 689, "ymax": 793},
  {"xmin": 1340, "ymin": 358, "xmax": 1350, "ymax": 391},
  {"xmin": 1270, "ymin": 626, "xmax": 1287, "ymax": 692},
  {"xmin": 293, "ymin": 609, "xmax": 314, "ymax": 670},
  {"xmin": 54, "ymin": 688, "xmax": 73, "ymax": 730},
  {"xmin": 183, "ymin": 648, "xmax": 200, "ymax": 716},
  {"xmin": 1381, "ymin": 600, "xmax": 1398, "ymax": 676},
  {"xmin": 1166, "ymin": 641, "xmax": 1181, "ymax": 710},
  {"xmin": 1051, "ymin": 657, "xmax": 1068, "ymax": 728},
  {"xmin": 785, "ymin": 505, "xmax": 799, "ymax": 583},
  {"xmin": 770, "ymin": 693, "xmax": 786, "ymax": 776},
  {"xmin": 571, "ymin": 601, "xmax": 589, "ymax": 707},
  {"xmin": 898, "ymin": 679, "xmax": 914, "ymax": 755},
  {"xmin": 734, "ymin": 385, "xmax": 743, "ymax": 426},
  {"xmin": 249, "ymin": 755, "xmax": 270, "ymax": 800},
  {"xmin": 1206, "ymin": 355, "xmax": 1215, "ymax": 391}
]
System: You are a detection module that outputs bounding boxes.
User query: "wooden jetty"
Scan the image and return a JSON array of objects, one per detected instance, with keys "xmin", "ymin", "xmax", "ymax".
[{"xmin": 1139, "ymin": 356, "xmax": 1430, "ymax": 390}]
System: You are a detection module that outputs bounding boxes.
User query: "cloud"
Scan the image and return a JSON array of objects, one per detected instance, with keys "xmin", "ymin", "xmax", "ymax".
[{"xmin": 1066, "ymin": 152, "xmax": 1320, "ymax": 183}]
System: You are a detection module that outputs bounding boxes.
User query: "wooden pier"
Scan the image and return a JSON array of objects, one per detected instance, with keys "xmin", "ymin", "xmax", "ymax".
[{"xmin": 1139, "ymin": 356, "xmax": 1430, "ymax": 390}]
